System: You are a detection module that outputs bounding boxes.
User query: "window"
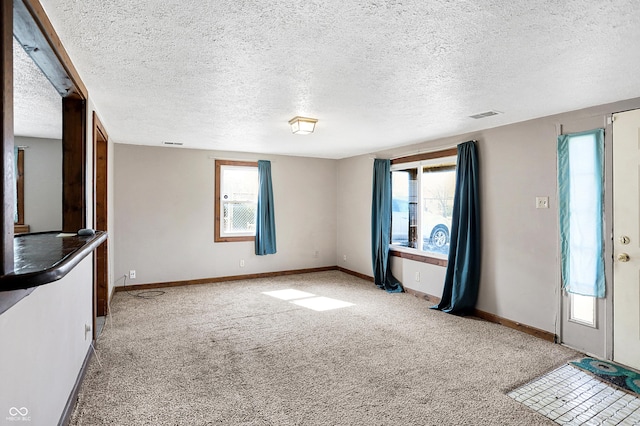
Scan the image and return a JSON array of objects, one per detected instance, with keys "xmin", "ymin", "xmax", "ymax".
[
  {"xmin": 390, "ymin": 149, "xmax": 457, "ymax": 259},
  {"xmin": 558, "ymin": 129, "xmax": 605, "ymax": 330},
  {"xmin": 569, "ymin": 293, "xmax": 596, "ymax": 327},
  {"xmin": 214, "ymin": 160, "xmax": 258, "ymax": 242},
  {"xmin": 558, "ymin": 129, "xmax": 605, "ymax": 298}
]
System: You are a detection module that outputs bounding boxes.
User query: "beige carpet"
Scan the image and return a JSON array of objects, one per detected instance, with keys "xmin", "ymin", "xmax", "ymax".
[{"xmin": 71, "ymin": 271, "xmax": 579, "ymax": 425}]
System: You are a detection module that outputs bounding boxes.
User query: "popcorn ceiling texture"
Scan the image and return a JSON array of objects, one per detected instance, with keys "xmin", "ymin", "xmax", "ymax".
[
  {"xmin": 13, "ymin": 38, "xmax": 62, "ymax": 139},
  {"xmin": 15, "ymin": 0, "xmax": 640, "ymax": 158}
]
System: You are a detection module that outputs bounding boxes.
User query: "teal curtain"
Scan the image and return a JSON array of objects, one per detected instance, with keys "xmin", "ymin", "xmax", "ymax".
[
  {"xmin": 255, "ymin": 160, "xmax": 276, "ymax": 255},
  {"xmin": 558, "ymin": 129, "xmax": 605, "ymax": 297},
  {"xmin": 371, "ymin": 159, "xmax": 403, "ymax": 293},
  {"xmin": 432, "ymin": 141, "xmax": 481, "ymax": 314}
]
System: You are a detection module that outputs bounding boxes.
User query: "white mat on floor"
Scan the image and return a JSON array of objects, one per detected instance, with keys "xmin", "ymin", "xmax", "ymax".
[{"xmin": 508, "ymin": 364, "xmax": 640, "ymax": 425}]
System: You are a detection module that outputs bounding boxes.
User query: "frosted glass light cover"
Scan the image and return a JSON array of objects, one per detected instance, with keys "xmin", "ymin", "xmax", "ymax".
[{"xmin": 289, "ymin": 116, "xmax": 317, "ymax": 134}]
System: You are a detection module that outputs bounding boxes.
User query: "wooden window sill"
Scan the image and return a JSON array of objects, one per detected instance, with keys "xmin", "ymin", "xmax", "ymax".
[
  {"xmin": 389, "ymin": 248, "xmax": 448, "ymax": 267},
  {"xmin": 14, "ymin": 224, "xmax": 30, "ymax": 234},
  {"xmin": 214, "ymin": 235, "xmax": 255, "ymax": 243}
]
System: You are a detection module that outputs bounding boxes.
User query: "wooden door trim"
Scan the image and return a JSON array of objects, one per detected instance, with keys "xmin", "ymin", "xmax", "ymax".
[
  {"xmin": 1, "ymin": 0, "xmax": 14, "ymax": 275},
  {"xmin": 94, "ymin": 112, "xmax": 108, "ymax": 141},
  {"xmin": 14, "ymin": 0, "xmax": 87, "ymax": 99},
  {"xmin": 15, "ymin": 149, "xmax": 24, "ymax": 225},
  {"xmin": 93, "ymin": 112, "xmax": 109, "ymax": 323}
]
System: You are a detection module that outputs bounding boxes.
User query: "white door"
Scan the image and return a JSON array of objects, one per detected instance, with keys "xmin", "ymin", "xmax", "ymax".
[{"xmin": 613, "ymin": 109, "xmax": 640, "ymax": 371}]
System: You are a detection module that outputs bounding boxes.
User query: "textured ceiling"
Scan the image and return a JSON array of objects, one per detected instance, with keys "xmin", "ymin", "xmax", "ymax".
[
  {"xmin": 13, "ymin": 0, "xmax": 640, "ymax": 158},
  {"xmin": 13, "ymin": 38, "xmax": 62, "ymax": 140}
]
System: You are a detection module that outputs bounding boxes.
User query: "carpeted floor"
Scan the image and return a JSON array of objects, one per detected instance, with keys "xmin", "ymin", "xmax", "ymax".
[{"xmin": 70, "ymin": 271, "xmax": 579, "ymax": 425}]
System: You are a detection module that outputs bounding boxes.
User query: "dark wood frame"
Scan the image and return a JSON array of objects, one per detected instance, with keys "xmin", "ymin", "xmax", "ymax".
[
  {"xmin": 15, "ymin": 148, "xmax": 24, "ymax": 225},
  {"xmin": 13, "ymin": 0, "xmax": 87, "ymax": 99},
  {"xmin": 389, "ymin": 249, "xmax": 448, "ymax": 266},
  {"xmin": 389, "ymin": 147, "xmax": 458, "ymax": 266},
  {"xmin": 390, "ymin": 147, "xmax": 458, "ymax": 165},
  {"xmin": 1, "ymin": 0, "xmax": 87, "ymax": 306},
  {"xmin": 1, "ymin": 232, "xmax": 106, "ymax": 291},
  {"xmin": 1, "ymin": 0, "xmax": 14, "ymax": 275},
  {"xmin": 62, "ymin": 97, "xmax": 86, "ymax": 232},
  {"xmin": 93, "ymin": 112, "xmax": 109, "ymax": 322},
  {"xmin": 214, "ymin": 159, "xmax": 258, "ymax": 243}
]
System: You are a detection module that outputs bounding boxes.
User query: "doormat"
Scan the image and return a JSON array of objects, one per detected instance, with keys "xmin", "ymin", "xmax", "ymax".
[{"xmin": 570, "ymin": 357, "xmax": 640, "ymax": 396}]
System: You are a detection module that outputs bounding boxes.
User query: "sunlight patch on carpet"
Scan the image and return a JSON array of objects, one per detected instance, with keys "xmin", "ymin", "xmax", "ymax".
[
  {"xmin": 290, "ymin": 296, "xmax": 354, "ymax": 312},
  {"xmin": 262, "ymin": 289, "xmax": 354, "ymax": 311},
  {"xmin": 262, "ymin": 289, "xmax": 316, "ymax": 300}
]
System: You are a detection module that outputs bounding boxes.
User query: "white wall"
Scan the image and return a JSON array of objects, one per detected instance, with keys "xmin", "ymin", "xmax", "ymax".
[
  {"xmin": 336, "ymin": 155, "xmax": 374, "ymax": 276},
  {"xmin": 0, "ymin": 256, "xmax": 93, "ymax": 425},
  {"xmin": 113, "ymin": 144, "xmax": 337, "ymax": 285},
  {"xmin": 337, "ymin": 97, "xmax": 640, "ymax": 334},
  {"xmin": 14, "ymin": 136, "xmax": 62, "ymax": 232}
]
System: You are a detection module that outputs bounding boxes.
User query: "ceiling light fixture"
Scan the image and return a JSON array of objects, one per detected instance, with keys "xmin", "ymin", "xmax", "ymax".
[{"xmin": 288, "ymin": 116, "xmax": 318, "ymax": 135}]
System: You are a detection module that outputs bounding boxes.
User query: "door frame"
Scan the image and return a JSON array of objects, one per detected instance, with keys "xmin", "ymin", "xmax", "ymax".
[{"xmin": 92, "ymin": 112, "xmax": 109, "ymax": 337}]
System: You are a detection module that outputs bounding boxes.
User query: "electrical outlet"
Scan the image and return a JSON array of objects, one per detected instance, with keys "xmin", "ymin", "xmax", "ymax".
[
  {"xmin": 129, "ymin": 270, "xmax": 136, "ymax": 279},
  {"xmin": 240, "ymin": 259, "xmax": 245, "ymax": 268},
  {"xmin": 415, "ymin": 272, "xmax": 420, "ymax": 282},
  {"xmin": 536, "ymin": 196, "xmax": 549, "ymax": 209},
  {"xmin": 343, "ymin": 255, "xmax": 347, "ymax": 262},
  {"xmin": 84, "ymin": 324, "xmax": 91, "ymax": 340},
  {"xmin": 314, "ymin": 250, "xmax": 319, "ymax": 258}
]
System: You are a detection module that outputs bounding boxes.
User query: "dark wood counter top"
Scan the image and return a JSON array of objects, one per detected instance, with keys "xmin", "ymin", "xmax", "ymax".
[{"xmin": 0, "ymin": 231, "xmax": 107, "ymax": 313}]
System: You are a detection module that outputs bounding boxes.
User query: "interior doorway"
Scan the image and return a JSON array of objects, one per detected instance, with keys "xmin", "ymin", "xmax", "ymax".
[{"xmin": 93, "ymin": 112, "xmax": 109, "ymax": 337}]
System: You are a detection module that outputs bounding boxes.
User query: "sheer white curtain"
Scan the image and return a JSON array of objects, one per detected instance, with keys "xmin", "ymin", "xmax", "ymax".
[{"xmin": 558, "ymin": 129, "xmax": 605, "ymax": 297}]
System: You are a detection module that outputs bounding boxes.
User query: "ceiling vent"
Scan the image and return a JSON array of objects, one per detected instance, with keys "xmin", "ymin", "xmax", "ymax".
[
  {"xmin": 162, "ymin": 141, "xmax": 183, "ymax": 146},
  {"xmin": 469, "ymin": 110, "xmax": 502, "ymax": 119}
]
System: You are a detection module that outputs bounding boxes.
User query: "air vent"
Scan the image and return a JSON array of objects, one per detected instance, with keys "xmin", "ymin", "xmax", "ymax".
[
  {"xmin": 469, "ymin": 110, "xmax": 502, "ymax": 119},
  {"xmin": 162, "ymin": 141, "xmax": 183, "ymax": 146}
]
